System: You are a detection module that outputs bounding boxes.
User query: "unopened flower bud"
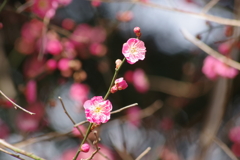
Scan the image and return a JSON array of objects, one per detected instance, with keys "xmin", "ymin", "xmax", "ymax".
[
  {"xmin": 115, "ymin": 77, "xmax": 128, "ymax": 90},
  {"xmin": 115, "ymin": 59, "xmax": 122, "ymax": 69},
  {"xmin": 81, "ymin": 143, "xmax": 90, "ymax": 153},
  {"xmin": 133, "ymin": 27, "xmax": 141, "ymax": 38},
  {"xmin": 110, "ymin": 85, "xmax": 118, "ymax": 93}
]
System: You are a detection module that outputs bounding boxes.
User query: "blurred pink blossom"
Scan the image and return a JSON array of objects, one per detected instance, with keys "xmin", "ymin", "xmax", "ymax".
[
  {"xmin": 61, "ymin": 18, "xmax": 75, "ymax": 30},
  {"xmin": 132, "ymin": 69, "xmax": 149, "ymax": 93},
  {"xmin": 202, "ymin": 56, "xmax": 238, "ymax": 80},
  {"xmin": 83, "ymin": 96, "xmax": 112, "ymax": 124},
  {"xmin": 117, "ymin": 11, "xmax": 134, "ymax": 22},
  {"xmin": 71, "ymin": 24, "xmax": 92, "ymax": 45},
  {"xmin": 218, "ymin": 43, "xmax": 231, "ymax": 55},
  {"xmin": 23, "ymin": 56, "xmax": 46, "ymax": 78},
  {"xmin": 232, "ymin": 143, "xmax": 240, "ymax": 157},
  {"xmin": 126, "ymin": 106, "xmax": 141, "ymax": 127},
  {"xmin": 160, "ymin": 148, "xmax": 180, "ymax": 160},
  {"xmin": 21, "ymin": 19, "xmax": 43, "ymax": 41},
  {"xmin": 124, "ymin": 70, "xmax": 133, "ymax": 83},
  {"xmin": 0, "ymin": 119, "xmax": 9, "ymax": 139},
  {"xmin": 122, "ymin": 38, "xmax": 146, "ymax": 64},
  {"xmin": 229, "ymin": 126, "xmax": 240, "ymax": 143},
  {"xmin": 69, "ymin": 83, "xmax": 89, "ymax": 104},
  {"xmin": 58, "ymin": 58, "xmax": 70, "ymax": 71},
  {"xmin": 15, "ymin": 38, "xmax": 35, "ymax": 55},
  {"xmin": 91, "ymin": 0, "xmax": 101, "ymax": 7},
  {"xmin": 25, "ymin": 80, "xmax": 37, "ymax": 104},
  {"xmin": 46, "ymin": 39, "xmax": 63, "ymax": 55},
  {"xmin": 90, "ymin": 27, "xmax": 106, "ymax": 43},
  {"xmin": 31, "ymin": 0, "xmax": 58, "ymax": 19},
  {"xmin": 89, "ymin": 43, "xmax": 107, "ymax": 56},
  {"xmin": 16, "ymin": 112, "xmax": 39, "ymax": 132},
  {"xmin": 46, "ymin": 59, "xmax": 57, "ymax": 71}
]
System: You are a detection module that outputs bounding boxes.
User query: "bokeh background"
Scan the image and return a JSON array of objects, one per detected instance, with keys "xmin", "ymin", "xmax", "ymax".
[{"xmin": 1, "ymin": 0, "xmax": 240, "ymax": 159}]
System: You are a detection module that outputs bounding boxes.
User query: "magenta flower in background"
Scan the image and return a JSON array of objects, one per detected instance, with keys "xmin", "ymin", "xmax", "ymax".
[
  {"xmin": 25, "ymin": 80, "xmax": 37, "ymax": 104},
  {"xmin": 132, "ymin": 69, "xmax": 149, "ymax": 93},
  {"xmin": 31, "ymin": 0, "xmax": 57, "ymax": 19},
  {"xmin": 58, "ymin": 58, "xmax": 70, "ymax": 71},
  {"xmin": 83, "ymin": 96, "xmax": 112, "ymax": 124},
  {"xmin": 202, "ymin": 56, "xmax": 238, "ymax": 80},
  {"xmin": 46, "ymin": 39, "xmax": 63, "ymax": 55},
  {"xmin": 126, "ymin": 106, "xmax": 141, "ymax": 127},
  {"xmin": 229, "ymin": 126, "xmax": 240, "ymax": 143},
  {"xmin": 69, "ymin": 83, "xmax": 89, "ymax": 104},
  {"xmin": 202, "ymin": 56, "xmax": 218, "ymax": 80},
  {"xmin": 46, "ymin": 59, "xmax": 57, "ymax": 71},
  {"xmin": 232, "ymin": 143, "xmax": 240, "ymax": 157},
  {"xmin": 0, "ymin": 119, "xmax": 9, "ymax": 139},
  {"xmin": 122, "ymin": 38, "xmax": 146, "ymax": 64}
]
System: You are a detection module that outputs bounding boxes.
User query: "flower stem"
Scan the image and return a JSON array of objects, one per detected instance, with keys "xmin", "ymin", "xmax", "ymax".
[
  {"xmin": 104, "ymin": 58, "xmax": 126, "ymax": 100},
  {"xmin": 73, "ymin": 57, "xmax": 126, "ymax": 160},
  {"xmin": 72, "ymin": 123, "xmax": 93, "ymax": 160}
]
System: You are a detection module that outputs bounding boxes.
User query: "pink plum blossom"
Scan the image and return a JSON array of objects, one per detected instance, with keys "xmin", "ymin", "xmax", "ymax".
[
  {"xmin": 23, "ymin": 56, "xmax": 46, "ymax": 78},
  {"xmin": 110, "ymin": 85, "xmax": 118, "ymax": 94},
  {"xmin": 21, "ymin": 19, "xmax": 43, "ymax": 41},
  {"xmin": 132, "ymin": 69, "xmax": 149, "ymax": 93},
  {"xmin": 31, "ymin": 0, "xmax": 58, "ymax": 19},
  {"xmin": 83, "ymin": 96, "xmax": 112, "ymax": 124},
  {"xmin": 25, "ymin": 80, "xmax": 37, "ymax": 104},
  {"xmin": 81, "ymin": 143, "xmax": 90, "ymax": 153},
  {"xmin": 89, "ymin": 43, "xmax": 107, "ymax": 56},
  {"xmin": 122, "ymin": 38, "xmax": 146, "ymax": 64},
  {"xmin": 202, "ymin": 56, "xmax": 238, "ymax": 80},
  {"xmin": 58, "ymin": 58, "xmax": 70, "ymax": 71},
  {"xmin": 16, "ymin": 112, "xmax": 40, "ymax": 132},
  {"xmin": 46, "ymin": 39, "xmax": 63, "ymax": 55},
  {"xmin": 69, "ymin": 83, "xmax": 89, "ymax": 104},
  {"xmin": 71, "ymin": 24, "xmax": 92, "ymax": 45},
  {"xmin": 46, "ymin": 59, "xmax": 57, "ymax": 71},
  {"xmin": 62, "ymin": 18, "xmax": 75, "ymax": 30}
]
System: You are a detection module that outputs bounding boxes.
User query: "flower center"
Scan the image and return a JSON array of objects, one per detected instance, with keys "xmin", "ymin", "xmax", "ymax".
[
  {"xmin": 130, "ymin": 46, "xmax": 137, "ymax": 54},
  {"xmin": 94, "ymin": 106, "xmax": 102, "ymax": 113}
]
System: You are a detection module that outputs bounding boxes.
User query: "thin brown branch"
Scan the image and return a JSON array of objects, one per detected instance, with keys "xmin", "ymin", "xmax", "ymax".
[
  {"xmin": 149, "ymin": 76, "xmax": 212, "ymax": 98},
  {"xmin": 0, "ymin": 139, "xmax": 45, "ymax": 160},
  {"xmin": 95, "ymin": 0, "xmax": 240, "ymax": 27},
  {"xmin": 0, "ymin": 90, "xmax": 35, "ymax": 115},
  {"xmin": 201, "ymin": 0, "xmax": 219, "ymax": 13},
  {"xmin": 181, "ymin": 29, "xmax": 240, "ymax": 70},
  {"xmin": 213, "ymin": 137, "xmax": 238, "ymax": 160},
  {"xmin": 135, "ymin": 147, "xmax": 151, "ymax": 160},
  {"xmin": 0, "ymin": 148, "xmax": 25, "ymax": 160},
  {"xmin": 58, "ymin": 97, "xmax": 84, "ymax": 137}
]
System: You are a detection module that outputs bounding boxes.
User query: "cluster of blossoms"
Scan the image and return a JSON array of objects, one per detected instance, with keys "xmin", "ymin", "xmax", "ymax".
[{"xmin": 83, "ymin": 27, "xmax": 146, "ymax": 124}]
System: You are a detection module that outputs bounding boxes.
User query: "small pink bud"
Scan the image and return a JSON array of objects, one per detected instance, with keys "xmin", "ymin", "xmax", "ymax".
[
  {"xmin": 115, "ymin": 77, "xmax": 128, "ymax": 90},
  {"xmin": 81, "ymin": 143, "xmax": 90, "ymax": 152},
  {"xmin": 133, "ymin": 27, "xmax": 141, "ymax": 34},
  {"xmin": 133, "ymin": 27, "xmax": 141, "ymax": 38},
  {"xmin": 115, "ymin": 59, "xmax": 122, "ymax": 69},
  {"xmin": 110, "ymin": 85, "xmax": 118, "ymax": 93}
]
